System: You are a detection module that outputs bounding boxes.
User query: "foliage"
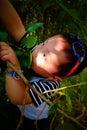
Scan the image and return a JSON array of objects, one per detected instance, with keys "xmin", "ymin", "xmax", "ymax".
[
  {"xmin": 0, "ymin": 22, "xmax": 43, "ymax": 78},
  {"xmin": 48, "ymin": 69, "xmax": 87, "ymax": 129},
  {"xmin": 0, "ymin": 0, "xmax": 87, "ymax": 129}
]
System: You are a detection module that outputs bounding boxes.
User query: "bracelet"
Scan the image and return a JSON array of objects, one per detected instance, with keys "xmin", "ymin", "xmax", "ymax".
[
  {"xmin": 19, "ymin": 32, "xmax": 30, "ymax": 43},
  {"xmin": 6, "ymin": 70, "xmax": 23, "ymax": 80}
]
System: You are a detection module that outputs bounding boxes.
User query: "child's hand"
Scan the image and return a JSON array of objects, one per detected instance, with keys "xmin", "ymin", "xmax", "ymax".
[{"xmin": 0, "ymin": 42, "xmax": 21, "ymax": 69}]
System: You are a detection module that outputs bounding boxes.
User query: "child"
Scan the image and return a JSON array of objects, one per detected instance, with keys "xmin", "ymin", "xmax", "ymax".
[
  {"xmin": 0, "ymin": 32, "xmax": 87, "ymax": 130},
  {"xmin": 0, "ymin": 1, "xmax": 87, "ymax": 130},
  {"xmin": 0, "ymin": 1, "xmax": 62, "ymax": 129}
]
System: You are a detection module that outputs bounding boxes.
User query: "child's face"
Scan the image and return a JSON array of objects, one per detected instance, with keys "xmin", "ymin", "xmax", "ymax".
[{"xmin": 31, "ymin": 35, "xmax": 70, "ymax": 80}]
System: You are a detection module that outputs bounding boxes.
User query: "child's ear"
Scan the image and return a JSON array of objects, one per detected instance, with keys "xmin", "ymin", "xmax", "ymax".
[{"xmin": 48, "ymin": 75, "xmax": 62, "ymax": 81}]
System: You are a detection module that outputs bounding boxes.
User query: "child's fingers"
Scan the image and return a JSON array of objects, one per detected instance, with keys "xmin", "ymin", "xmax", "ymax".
[
  {"xmin": 0, "ymin": 41, "xmax": 8, "ymax": 46},
  {"xmin": 0, "ymin": 50, "xmax": 10, "ymax": 61},
  {"xmin": 0, "ymin": 42, "xmax": 10, "ymax": 50},
  {"xmin": 0, "ymin": 42, "xmax": 18, "ymax": 66},
  {"xmin": 0, "ymin": 42, "xmax": 13, "ymax": 61}
]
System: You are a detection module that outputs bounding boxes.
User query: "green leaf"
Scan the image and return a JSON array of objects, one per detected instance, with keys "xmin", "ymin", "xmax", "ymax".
[
  {"xmin": 21, "ymin": 35, "xmax": 37, "ymax": 49},
  {"xmin": 79, "ymin": 85, "xmax": 87, "ymax": 104},
  {"xmin": 27, "ymin": 22, "xmax": 43, "ymax": 32},
  {"xmin": 15, "ymin": 50, "xmax": 24, "ymax": 57},
  {"xmin": 0, "ymin": 32, "xmax": 8, "ymax": 40},
  {"xmin": 20, "ymin": 52, "xmax": 32, "ymax": 68},
  {"xmin": 65, "ymin": 91, "xmax": 72, "ymax": 112},
  {"xmin": 48, "ymin": 102, "xmax": 58, "ymax": 116}
]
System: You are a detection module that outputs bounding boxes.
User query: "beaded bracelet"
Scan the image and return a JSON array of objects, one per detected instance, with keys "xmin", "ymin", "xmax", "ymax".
[{"xmin": 6, "ymin": 70, "xmax": 23, "ymax": 80}]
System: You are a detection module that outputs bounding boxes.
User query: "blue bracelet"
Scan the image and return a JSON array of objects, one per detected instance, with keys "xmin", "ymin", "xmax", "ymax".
[
  {"xmin": 6, "ymin": 71, "xmax": 22, "ymax": 80},
  {"xmin": 7, "ymin": 71, "xmax": 15, "ymax": 76}
]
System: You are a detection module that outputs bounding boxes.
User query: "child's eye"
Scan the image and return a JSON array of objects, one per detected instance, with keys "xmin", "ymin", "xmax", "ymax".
[{"xmin": 43, "ymin": 43, "xmax": 44, "ymax": 46}]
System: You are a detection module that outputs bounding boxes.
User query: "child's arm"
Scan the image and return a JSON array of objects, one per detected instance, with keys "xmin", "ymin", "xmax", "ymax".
[
  {"xmin": 0, "ymin": 42, "xmax": 60, "ymax": 106},
  {"xmin": 0, "ymin": 42, "xmax": 32, "ymax": 105},
  {"xmin": 5, "ymin": 75, "xmax": 32, "ymax": 105},
  {"xmin": 0, "ymin": 0, "xmax": 26, "ymax": 42}
]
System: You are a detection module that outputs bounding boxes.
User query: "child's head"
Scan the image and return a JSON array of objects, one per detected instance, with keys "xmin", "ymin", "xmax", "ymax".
[{"xmin": 31, "ymin": 33, "xmax": 87, "ymax": 80}]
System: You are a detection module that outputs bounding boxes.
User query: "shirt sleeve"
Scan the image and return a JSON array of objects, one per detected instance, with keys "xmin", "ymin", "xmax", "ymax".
[{"xmin": 29, "ymin": 79, "xmax": 61, "ymax": 107}]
